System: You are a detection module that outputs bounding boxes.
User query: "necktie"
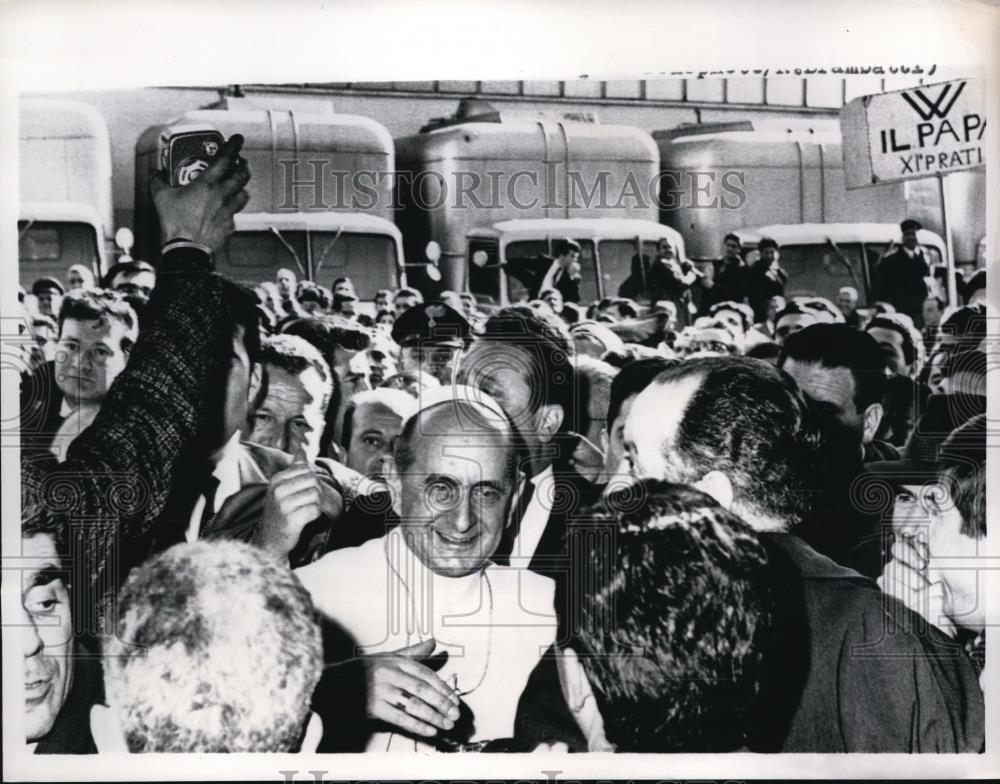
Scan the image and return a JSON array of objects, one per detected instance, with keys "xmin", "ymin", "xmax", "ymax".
[{"xmin": 493, "ymin": 478, "xmax": 535, "ymax": 566}]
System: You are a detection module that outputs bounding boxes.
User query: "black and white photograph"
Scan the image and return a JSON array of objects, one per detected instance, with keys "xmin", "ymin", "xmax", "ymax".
[{"xmin": 1, "ymin": 1, "xmax": 997, "ymax": 781}]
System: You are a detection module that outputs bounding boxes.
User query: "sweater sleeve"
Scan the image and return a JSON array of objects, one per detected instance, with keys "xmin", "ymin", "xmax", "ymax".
[{"xmin": 21, "ymin": 247, "xmax": 241, "ymax": 628}]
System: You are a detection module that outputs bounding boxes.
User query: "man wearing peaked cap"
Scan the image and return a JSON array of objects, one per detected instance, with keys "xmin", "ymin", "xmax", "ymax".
[
  {"xmin": 391, "ymin": 301, "xmax": 472, "ymax": 385},
  {"xmin": 873, "ymin": 218, "xmax": 932, "ymax": 327},
  {"xmin": 31, "ymin": 277, "xmax": 65, "ymax": 318}
]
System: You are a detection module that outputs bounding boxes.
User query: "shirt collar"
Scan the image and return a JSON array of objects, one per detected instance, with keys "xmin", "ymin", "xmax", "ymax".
[
  {"xmin": 530, "ymin": 465, "xmax": 554, "ymax": 487},
  {"xmin": 210, "ymin": 431, "xmax": 243, "ymax": 506}
]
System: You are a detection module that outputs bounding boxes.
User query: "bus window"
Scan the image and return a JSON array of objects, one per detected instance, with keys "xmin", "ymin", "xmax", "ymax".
[
  {"xmin": 312, "ymin": 232, "xmax": 399, "ymax": 299},
  {"xmin": 468, "ymin": 239, "xmax": 500, "ymax": 304},
  {"xmin": 575, "ymin": 241, "xmax": 598, "ymax": 304},
  {"xmin": 18, "ymin": 221, "xmax": 100, "ymax": 286},
  {"xmin": 504, "ymin": 240, "xmax": 549, "ymax": 303},
  {"xmin": 598, "ymin": 239, "xmax": 639, "ymax": 301},
  {"xmin": 218, "ymin": 230, "xmax": 308, "ymax": 282},
  {"xmin": 778, "ymin": 243, "xmax": 866, "ymax": 304}
]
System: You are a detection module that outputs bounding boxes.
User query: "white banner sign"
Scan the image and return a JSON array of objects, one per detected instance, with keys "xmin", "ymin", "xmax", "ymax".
[{"xmin": 840, "ymin": 78, "xmax": 986, "ymax": 188}]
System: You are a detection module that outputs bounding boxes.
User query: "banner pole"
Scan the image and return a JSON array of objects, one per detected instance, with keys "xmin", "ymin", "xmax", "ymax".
[{"xmin": 938, "ymin": 172, "xmax": 959, "ymax": 307}]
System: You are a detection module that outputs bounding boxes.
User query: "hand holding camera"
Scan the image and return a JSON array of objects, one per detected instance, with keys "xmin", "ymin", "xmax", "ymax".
[{"xmin": 150, "ymin": 133, "xmax": 251, "ymax": 255}]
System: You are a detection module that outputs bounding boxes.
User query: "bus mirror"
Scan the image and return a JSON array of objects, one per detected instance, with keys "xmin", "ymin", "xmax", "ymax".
[
  {"xmin": 425, "ymin": 263, "xmax": 442, "ymax": 282},
  {"xmin": 472, "ymin": 250, "xmax": 489, "ymax": 268},
  {"xmin": 115, "ymin": 227, "xmax": 135, "ymax": 256},
  {"xmin": 425, "ymin": 241, "xmax": 442, "ymax": 263}
]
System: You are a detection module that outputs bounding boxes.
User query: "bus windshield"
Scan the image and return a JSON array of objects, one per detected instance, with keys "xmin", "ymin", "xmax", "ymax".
[
  {"xmin": 217, "ymin": 230, "xmax": 400, "ymax": 298},
  {"xmin": 774, "ymin": 242, "xmax": 867, "ymax": 304},
  {"xmin": 18, "ymin": 221, "xmax": 100, "ymax": 285}
]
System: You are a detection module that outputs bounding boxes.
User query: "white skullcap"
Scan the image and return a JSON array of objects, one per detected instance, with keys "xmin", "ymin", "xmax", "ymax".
[{"xmin": 403, "ymin": 383, "xmax": 511, "ymax": 433}]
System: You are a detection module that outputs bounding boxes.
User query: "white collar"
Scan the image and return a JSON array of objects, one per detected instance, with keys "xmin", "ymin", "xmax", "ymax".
[
  {"xmin": 209, "ymin": 431, "xmax": 244, "ymax": 503},
  {"xmin": 530, "ymin": 464, "xmax": 554, "ymax": 486}
]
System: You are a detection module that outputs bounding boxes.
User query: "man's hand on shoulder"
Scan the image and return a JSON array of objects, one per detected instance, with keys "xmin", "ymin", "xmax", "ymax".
[{"xmin": 151, "ymin": 133, "xmax": 251, "ymax": 256}]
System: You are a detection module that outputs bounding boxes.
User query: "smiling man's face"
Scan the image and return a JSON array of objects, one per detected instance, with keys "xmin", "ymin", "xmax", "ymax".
[
  {"xmin": 395, "ymin": 408, "xmax": 514, "ymax": 577},
  {"xmin": 22, "ymin": 532, "xmax": 74, "ymax": 744}
]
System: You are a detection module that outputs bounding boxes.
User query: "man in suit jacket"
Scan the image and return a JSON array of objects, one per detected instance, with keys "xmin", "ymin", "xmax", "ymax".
[
  {"xmin": 873, "ymin": 219, "xmax": 932, "ymax": 326},
  {"xmin": 21, "ymin": 134, "xmax": 253, "ymax": 633},
  {"xmin": 620, "ymin": 357, "xmax": 984, "ymax": 751},
  {"xmin": 458, "ymin": 306, "xmax": 604, "ymax": 582},
  {"xmin": 538, "ymin": 239, "xmax": 583, "ymax": 304}
]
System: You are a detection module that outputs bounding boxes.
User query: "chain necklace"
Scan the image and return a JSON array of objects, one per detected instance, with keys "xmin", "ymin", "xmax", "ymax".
[{"xmin": 383, "ymin": 535, "xmax": 494, "ymax": 697}]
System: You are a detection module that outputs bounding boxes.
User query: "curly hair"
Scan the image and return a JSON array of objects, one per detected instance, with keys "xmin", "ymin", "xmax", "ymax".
[
  {"xmin": 260, "ymin": 333, "xmax": 334, "ymax": 413},
  {"xmin": 103, "ymin": 541, "xmax": 322, "ymax": 752},
  {"xmin": 57, "ymin": 287, "xmax": 139, "ymax": 354},
  {"xmin": 566, "ymin": 479, "xmax": 773, "ymax": 751}
]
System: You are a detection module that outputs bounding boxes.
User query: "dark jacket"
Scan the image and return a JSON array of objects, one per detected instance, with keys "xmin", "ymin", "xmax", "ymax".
[
  {"xmin": 752, "ymin": 533, "xmax": 985, "ymax": 752},
  {"xmin": 20, "ymin": 360, "xmax": 64, "ymax": 460},
  {"xmin": 873, "ymin": 248, "xmax": 930, "ymax": 325},
  {"xmin": 713, "ymin": 257, "xmax": 752, "ymax": 305},
  {"xmin": 21, "ymin": 247, "xmax": 245, "ymax": 632}
]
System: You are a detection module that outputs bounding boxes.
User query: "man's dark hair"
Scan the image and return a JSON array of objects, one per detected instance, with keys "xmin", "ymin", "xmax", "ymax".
[
  {"xmin": 553, "ymin": 238, "xmax": 581, "ymax": 257},
  {"xmin": 746, "ymin": 341, "xmax": 781, "ymax": 363},
  {"xmin": 710, "ymin": 300, "xmax": 754, "ymax": 333},
  {"xmin": 376, "ymin": 288, "xmax": 394, "ymax": 301},
  {"xmin": 866, "ymin": 315, "xmax": 917, "ymax": 366},
  {"xmin": 22, "ymin": 507, "xmax": 67, "ymax": 560},
  {"xmin": 394, "ymin": 287, "xmax": 422, "ymax": 303},
  {"xmin": 939, "ymin": 414, "xmax": 986, "ymax": 539},
  {"xmin": 779, "ymin": 323, "xmax": 887, "ymax": 410},
  {"xmin": 332, "ymin": 276, "xmax": 353, "ymax": 290},
  {"xmin": 724, "ymin": 232, "xmax": 742, "ymax": 247},
  {"xmin": 799, "ymin": 297, "xmax": 842, "ymax": 323},
  {"xmin": 565, "ymin": 479, "xmax": 773, "ymax": 752},
  {"xmin": 775, "ymin": 299, "xmax": 808, "ymax": 321},
  {"xmin": 477, "ymin": 306, "xmax": 575, "ymax": 428},
  {"xmin": 57, "ymin": 288, "xmax": 139, "ymax": 354},
  {"xmin": 259, "ymin": 334, "xmax": 334, "ymax": 413},
  {"xmin": 333, "ymin": 293, "xmax": 358, "ymax": 312},
  {"xmin": 606, "ymin": 356, "xmax": 677, "ymax": 427},
  {"xmin": 650, "ymin": 357, "xmax": 818, "ymax": 527},
  {"xmin": 939, "ymin": 303, "xmax": 987, "ymax": 347},
  {"xmin": 101, "ymin": 260, "xmax": 154, "ymax": 289},
  {"xmin": 296, "ymin": 281, "xmax": 332, "ymax": 310},
  {"xmin": 223, "ymin": 280, "xmax": 262, "ymax": 363},
  {"xmin": 32, "ymin": 277, "xmax": 65, "ymax": 296},
  {"xmin": 609, "ymin": 298, "xmax": 639, "ymax": 320},
  {"xmin": 281, "ymin": 316, "xmax": 371, "ymax": 357}
]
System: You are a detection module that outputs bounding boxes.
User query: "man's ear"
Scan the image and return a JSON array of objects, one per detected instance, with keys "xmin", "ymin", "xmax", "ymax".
[
  {"xmin": 383, "ymin": 454, "xmax": 403, "ymax": 516},
  {"xmin": 862, "ymin": 402, "xmax": 884, "ymax": 445},
  {"xmin": 535, "ymin": 404, "xmax": 564, "ymax": 445},
  {"xmin": 90, "ymin": 703, "xmax": 128, "ymax": 753},
  {"xmin": 694, "ymin": 470, "xmax": 734, "ymax": 510},
  {"xmin": 299, "ymin": 712, "xmax": 323, "ymax": 753}
]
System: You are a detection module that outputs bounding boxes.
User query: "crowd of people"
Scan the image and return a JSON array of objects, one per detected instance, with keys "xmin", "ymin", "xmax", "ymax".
[{"xmin": 18, "ymin": 134, "xmax": 988, "ymax": 755}]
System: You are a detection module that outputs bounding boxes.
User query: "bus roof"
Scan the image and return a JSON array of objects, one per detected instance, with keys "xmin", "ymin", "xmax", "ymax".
[
  {"xmin": 234, "ymin": 211, "xmax": 402, "ymax": 240},
  {"xmin": 19, "ymin": 201, "xmax": 105, "ymax": 230},
  {"xmin": 468, "ymin": 218, "xmax": 685, "ymax": 244},
  {"xmin": 734, "ymin": 222, "xmax": 945, "ymax": 250}
]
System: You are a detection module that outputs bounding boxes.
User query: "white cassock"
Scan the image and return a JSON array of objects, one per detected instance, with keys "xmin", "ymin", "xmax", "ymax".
[{"xmin": 296, "ymin": 527, "xmax": 558, "ymax": 751}]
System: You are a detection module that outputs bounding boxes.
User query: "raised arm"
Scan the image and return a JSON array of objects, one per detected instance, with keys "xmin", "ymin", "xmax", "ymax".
[{"xmin": 21, "ymin": 135, "xmax": 251, "ymax": 622}]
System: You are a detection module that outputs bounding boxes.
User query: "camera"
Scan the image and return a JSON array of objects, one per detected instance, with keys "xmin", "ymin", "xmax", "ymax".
[{"xmin": 159, "ymin": 126, "xmax": 226, "ymax": 187}]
